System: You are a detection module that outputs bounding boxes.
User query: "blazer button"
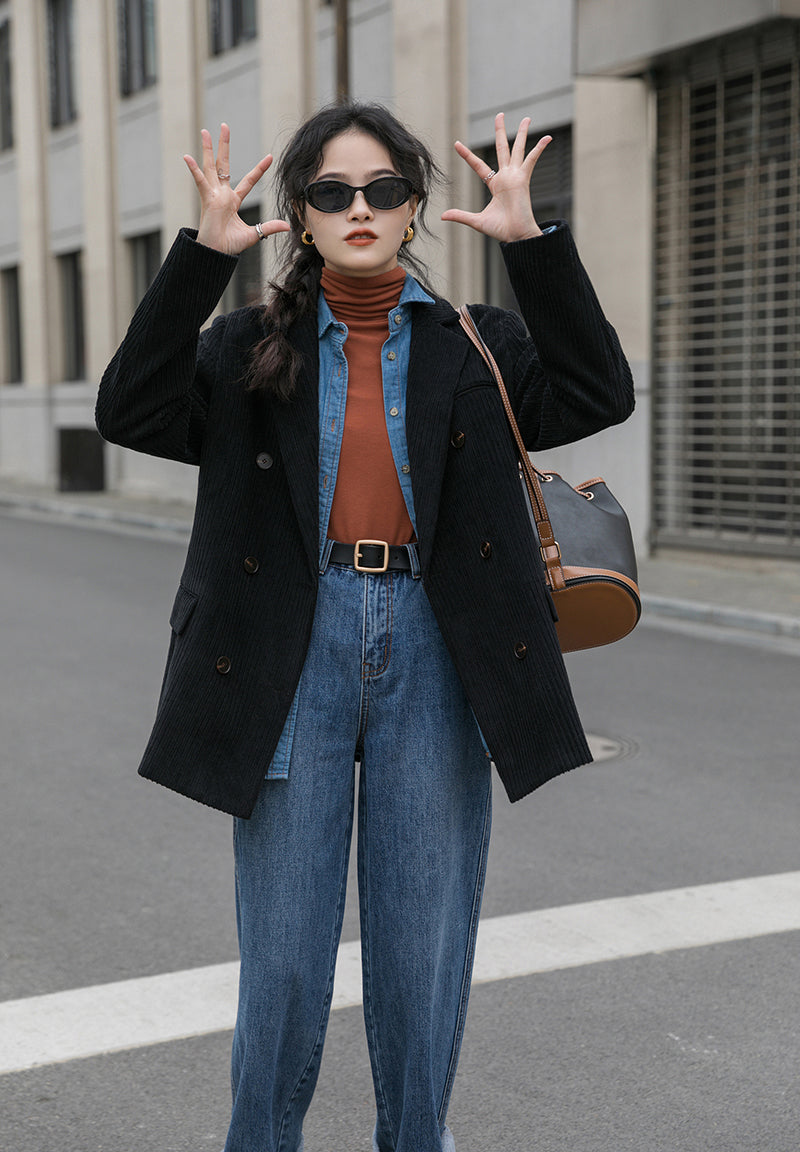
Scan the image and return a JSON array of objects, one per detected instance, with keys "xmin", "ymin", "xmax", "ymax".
[
  {"xmin": 480, "ymin": 540, "xmax": 492, "ymax": 559},
  {"xmin": 256, "ymin": 452, "xmax": 273, "ymax": 469},
  {"xmin": 216, "ymin": 656, "xmax": 232, "ymax": 675},
  {"xmin": 244, "ymin": 556, "xmax": 259, "ymax": 574},
  {"xmin": 514, "ymin": 642, "xmax": 527, "ymax": 660},
  {"xmin": 450, "ymin": 430, "xmax": 465, "ymax": 448}
]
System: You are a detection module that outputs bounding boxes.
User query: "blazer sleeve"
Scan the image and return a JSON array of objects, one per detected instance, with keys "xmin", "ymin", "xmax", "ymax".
[
  {"xmin": 96, "ymin": 229, "xmax": 240, "ymax": 464},
  {"xmin": 472, "ymin": 222, "xmax": 635, "ymax": 452}
]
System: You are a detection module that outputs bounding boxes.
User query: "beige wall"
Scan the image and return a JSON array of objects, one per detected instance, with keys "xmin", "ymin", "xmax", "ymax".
[
  {"xmin": 539, "ymin": 76, "xmax": 654, "ymax": 554},
  {"xmin": 0, "ymin": 0, "xmax": 657, "ymax": 528},
  {"xmin": 14, "ymin": 0, "xmax": 54, "ymax": 392},
  {"xmin": 392, "ymin": 0, "xmax": 477, "ymax": 302},
  {"xmin": 78, "ymin": 0, "xmax": 120, "ymax": 385},
  {"xmin": 577, "ymin": 0, "xmax": 800, "ymax": 75}
]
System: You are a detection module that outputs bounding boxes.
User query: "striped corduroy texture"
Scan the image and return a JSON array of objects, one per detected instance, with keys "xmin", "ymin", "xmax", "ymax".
[{"xmin": 96, "ymin": 224, "xmax": 634, "ymax": 817}]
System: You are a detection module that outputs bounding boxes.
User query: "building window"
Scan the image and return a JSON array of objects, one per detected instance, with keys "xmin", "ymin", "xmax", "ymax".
[
  {"xmin": 47, "ymin": 0, "xmax": 77, "ymax": 127},
  {"xmin": 222, "ymin": 206, "xmax": 263, "ymax": 310},
  {"xmin": 209, "ymin": 0, "xmax": 256, "ymax": 55},
  {"xmin": 58, "ymin": 427, "xmax": 106, "ymax": 491},
  {"xmin": 653, "ymin": 25, "xmax": 800, "ymax": 557},
  {"xmin": 130, "ymin": 231, "xmax": 161, "ymax": 303},
  {"xmin": 481, "ymin": 126, "xmax": 572, "ymax": 312},
  {"xmin": 1, "ymin": 266, "xmax": 23, "ymax": 384},
  {"xmin": 59, "ymin": 251, "xmax": 85, "ymax": 380},
  {"xmin": 118, "ymin": 0, "xmax": 157, "ymax": 96},
  {"xmin": 0, "ymin": 18, "xmax": 12, "ymax": 150}
]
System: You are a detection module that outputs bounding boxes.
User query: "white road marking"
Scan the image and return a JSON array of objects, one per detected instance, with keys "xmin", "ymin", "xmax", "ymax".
[{"xmin": 2, "ymin": 871, "xmax": 800, "ymax": 1077}]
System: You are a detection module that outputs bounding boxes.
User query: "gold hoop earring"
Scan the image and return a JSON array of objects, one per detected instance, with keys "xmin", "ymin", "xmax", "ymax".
[
  {"xmin": 301, "ymin": 231, "xmax": 315, "ymax": 246},
  {"xmin": 403, "ymin": 224, "xmax": 414, "ymax": 243}
]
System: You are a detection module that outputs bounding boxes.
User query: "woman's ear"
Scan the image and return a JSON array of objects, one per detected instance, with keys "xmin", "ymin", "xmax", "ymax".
[{"xmin": 291, "ymin": 200, "xmax": 306, "ymax": 231}]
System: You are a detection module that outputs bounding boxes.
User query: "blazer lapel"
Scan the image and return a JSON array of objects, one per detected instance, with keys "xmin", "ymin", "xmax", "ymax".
[
  {"xmin": 270, "ymin": 301, "xmax": 469, "ymax": 579},
  {"xmin": 274, "ymin": 315, "xmax": 320, "ymax": 575},
  {"xmin": 406, "ymin": 301, "xmax": 468, "ymax": 574}
]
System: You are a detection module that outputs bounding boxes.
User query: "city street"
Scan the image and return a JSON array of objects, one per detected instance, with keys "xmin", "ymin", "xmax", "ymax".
[{"xmin": 1, "ymin": 510, "xmax": 799, "ymax": 1152}]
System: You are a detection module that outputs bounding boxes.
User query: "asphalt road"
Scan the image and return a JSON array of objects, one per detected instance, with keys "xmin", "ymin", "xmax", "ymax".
[{"xmin": 1, "ymin": 511, "xmax": 799, "ymax": 1152}]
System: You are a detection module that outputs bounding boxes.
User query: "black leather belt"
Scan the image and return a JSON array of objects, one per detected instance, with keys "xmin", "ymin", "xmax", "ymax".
[{"xmin": 329, "ymin": 540, "xmax": 413, "ymax": 573}]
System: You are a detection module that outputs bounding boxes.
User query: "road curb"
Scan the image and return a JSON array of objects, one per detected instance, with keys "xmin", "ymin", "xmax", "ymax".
[
  {"xmin": 0, "ymin": 492, "xmax": 192, "ymax": 538},
  {"xmin": 642, "ymin": 594, "xmax": 800, "ymax": 642}
]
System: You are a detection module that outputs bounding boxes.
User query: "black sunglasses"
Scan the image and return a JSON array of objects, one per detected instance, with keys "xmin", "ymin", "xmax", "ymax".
[{"xmin": 303, "ymin": 176, "xmax": 414, "ymax": 214}]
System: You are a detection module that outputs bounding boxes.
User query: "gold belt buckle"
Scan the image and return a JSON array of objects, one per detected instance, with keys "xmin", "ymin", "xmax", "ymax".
[{"xmin": 354, "ymin": 539, "xmax": 390, "ymax": 573}]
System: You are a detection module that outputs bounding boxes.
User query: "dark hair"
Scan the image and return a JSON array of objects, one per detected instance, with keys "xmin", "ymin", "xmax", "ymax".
[{"xmin": 247, "ymin": 102, "xmax": 444, "ymax": 399}]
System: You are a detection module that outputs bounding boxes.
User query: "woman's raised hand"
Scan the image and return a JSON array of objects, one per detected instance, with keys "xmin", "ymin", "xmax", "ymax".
[
  {"xmin": 183, "ymin": 124, "xmax": 290, "ymax": 255},
  {"xmin": 441, "ymin": 113, "xmax": 551, "ymax": 244}
]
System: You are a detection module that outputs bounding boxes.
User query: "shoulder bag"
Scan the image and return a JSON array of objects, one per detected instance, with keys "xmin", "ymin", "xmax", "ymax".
[{"xmin": 458, "ymin": 305, "xmax": 641, "ymax": 653}]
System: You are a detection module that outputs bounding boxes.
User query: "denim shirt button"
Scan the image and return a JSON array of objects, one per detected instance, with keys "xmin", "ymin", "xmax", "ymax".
[
  {"xmin": 389, "ymin": 407, "xmax": 399, "ymax": 417},
  {"xmin": 401, "ymin": 464, "xmax": 410, "ymax": 474},
  {"xmin": 387, "ymin": 351, "xmax": 396, "ymax": 361}
]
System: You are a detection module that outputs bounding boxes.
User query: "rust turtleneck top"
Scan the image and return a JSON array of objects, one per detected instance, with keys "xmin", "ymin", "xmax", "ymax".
[{"xmin": 321, "ymin": 265, "xmax": 415, "ymax": 546}]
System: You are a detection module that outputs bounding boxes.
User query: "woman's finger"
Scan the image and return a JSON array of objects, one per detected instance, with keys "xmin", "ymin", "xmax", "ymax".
[
  {"xmin": 493, "ymin": 112, "xmax": 511, "ymax": 167},
  {"xmin": 510, "ymin": 117, "xmax": 532, "ymax": 165},
  {"xmin": 522, "ymin": 134, "xmax": 552, "ymax": 176},
  {"xmin": 453, "ymin": 139, "xmax": 498, "ymax": 187},
  {"xmin": 441, "ymin": 208, "xmax": 484, "ymax": 229},
  {"xmin": 254, "ymin": 219, "xmax": 291, "ymax": 240},
  {"xmin": 453, "ymin": 139, "xmax": 483, "ymax": 172},
  {"xmin": 200, "ymin": 128, "xmax": 216, "ymax": 178},
  {"xmin": 216, "ymin": 123, "xmax": 231, "ymax": 179},
  {"xmin": 234, "ymin": 154, "xmax": 274, "ymax": 202},
  {"xmin": 183, "ymin": 153, "xmax": 207, "ymax": 191}
]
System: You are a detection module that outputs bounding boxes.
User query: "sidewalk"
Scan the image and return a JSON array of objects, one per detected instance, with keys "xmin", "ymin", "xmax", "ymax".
[{"xmin": 2, "ymin": 476, "xmax": 799, "ymax": 643}]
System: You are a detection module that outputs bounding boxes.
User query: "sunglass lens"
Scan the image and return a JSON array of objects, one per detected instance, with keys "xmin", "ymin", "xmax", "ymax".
[
  {"xmin": 367, "ymin": 177, "xmax": 412, "ymax": 209},
  {"xmin": 308, "ymin": 182, "xmax": 350, "ymax": 213}
]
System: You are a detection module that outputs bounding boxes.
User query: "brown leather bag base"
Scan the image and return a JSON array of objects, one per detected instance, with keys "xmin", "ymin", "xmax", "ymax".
[{"xmin": 552, "ymin": 574, "xmax": 641, "ymax": 653}]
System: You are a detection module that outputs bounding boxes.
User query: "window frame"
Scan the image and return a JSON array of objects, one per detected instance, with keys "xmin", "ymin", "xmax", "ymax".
[
  {"xmin": 1, "ymin": 265, "xmax": 23, "ymax": 384},
  {"xmin": 130, "ymin": 230, "xmax": 162, "ymax": 305},
  {"xmin": 0, "ymin": 17, "xmax": 12, "ymax": 150},
  {"xmin": 58, "ymin": 251, "xmax": 86, "ymax": 381},
  {"xmin": 209, "ymin": 0, "xmax": 257, "ymax": 56},
  {"xmin": 118, "ymin": 0, "xmax": 158, "ymax": 97},
  {"xmin": 47, "ymin": 0, "xmax": 77, "ymax": 128}
]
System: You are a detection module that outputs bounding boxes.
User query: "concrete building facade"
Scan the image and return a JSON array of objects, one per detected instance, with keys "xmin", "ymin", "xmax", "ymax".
[{"xmin": 0, "ymin": 0, "xmax": 798, "ymax": 557}]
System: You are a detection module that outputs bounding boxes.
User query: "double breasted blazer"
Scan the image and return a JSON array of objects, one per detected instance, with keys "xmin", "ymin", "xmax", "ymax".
[{"xmin": 97, "ymin": 224, "xmax": 634, "ymax": 818}]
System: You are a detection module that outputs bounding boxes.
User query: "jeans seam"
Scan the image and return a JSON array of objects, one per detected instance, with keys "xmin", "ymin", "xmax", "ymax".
[
  {"xmin": 363, "ymin": 574, "xmax": 394, "ymax": 679},
  {"xmin": 358, "ymin": 775, "xmax": 396, "ymax": 1151},
  {"xmin": 438, "ymin": 780, "xmax": 493, "ymax": 1125},
  {"xmin": 275, "ymin": 795, "xmax": 354, "ymax": 1152},
  {"xmin": 357, "ymin": 575, "xmax": 370, "ymax": 749}
]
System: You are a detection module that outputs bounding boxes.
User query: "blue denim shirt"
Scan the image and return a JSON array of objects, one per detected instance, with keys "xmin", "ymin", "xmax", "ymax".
[
  {"xmin": 316, "ymin": 273, "xmax": 434, "ymax": 566},
  {"xmin": 267, "ymin": 272, "xmax": 435, "ymax": 778}
]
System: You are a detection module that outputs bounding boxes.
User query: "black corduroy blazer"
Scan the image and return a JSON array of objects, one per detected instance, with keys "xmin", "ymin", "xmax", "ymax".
[{"xmin": 96, "ymin": 224, "xmax": 634, "ymax": 817}]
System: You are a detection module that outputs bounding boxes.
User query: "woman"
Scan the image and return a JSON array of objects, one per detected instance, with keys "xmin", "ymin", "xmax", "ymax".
[{"xmin": 97, "ymin": 102, "xmax": 633, "ymax": 1152}]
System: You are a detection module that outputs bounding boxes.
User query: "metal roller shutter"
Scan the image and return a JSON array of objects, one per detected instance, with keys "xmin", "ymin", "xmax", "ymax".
[{"xmin": 653, "ymin": 22, "xmax": 800, "ymax": 556}]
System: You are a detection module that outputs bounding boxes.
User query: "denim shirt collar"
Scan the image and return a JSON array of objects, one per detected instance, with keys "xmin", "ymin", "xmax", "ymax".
[{"xmin": 317, "ymin": 272, "xmax": 435, "ymax": 336}]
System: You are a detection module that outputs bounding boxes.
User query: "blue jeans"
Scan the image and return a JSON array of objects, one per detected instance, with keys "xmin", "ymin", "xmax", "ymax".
[{"xmin": 225, "ymin": 558, "xmax": 492, "ymax": 1152}]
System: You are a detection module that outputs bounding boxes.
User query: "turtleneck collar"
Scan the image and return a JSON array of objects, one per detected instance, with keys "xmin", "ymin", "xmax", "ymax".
[{"xmin": 320, "ymin": 265, "xmax": 407, "ymax": 326}]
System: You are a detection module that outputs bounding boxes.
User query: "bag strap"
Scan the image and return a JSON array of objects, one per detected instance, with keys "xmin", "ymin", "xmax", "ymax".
[{"xmin": 457, "ymin": 305, "xmax": 566, "ymax": 591}]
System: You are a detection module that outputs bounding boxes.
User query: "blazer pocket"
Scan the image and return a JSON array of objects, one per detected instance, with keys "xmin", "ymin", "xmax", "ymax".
[{"xmin": 169, "ymin": 583, "xmax": 199, "ymax": 635}]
